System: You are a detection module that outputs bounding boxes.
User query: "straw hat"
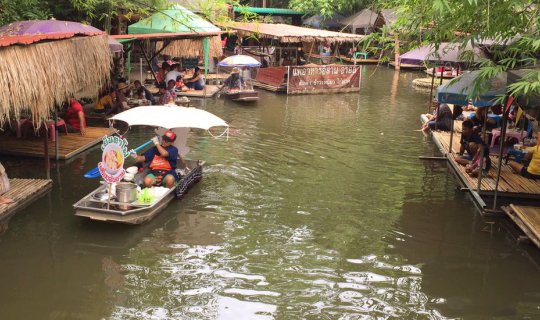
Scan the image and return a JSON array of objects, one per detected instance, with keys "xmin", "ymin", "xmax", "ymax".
[
  {"xmin": 231, "ymin": 67, "xmax": 240, "ymax": 74},
  {"xmin": 117, "ymin": 82, "xmax": 130, "ymax": 91}
]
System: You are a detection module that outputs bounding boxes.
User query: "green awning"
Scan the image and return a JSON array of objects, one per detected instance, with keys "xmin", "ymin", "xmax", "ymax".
[
  {"xmin": 128, "ymin": 5, "xmax": 221, "ymax": 34},
  {"xmin": 233, "ymin": 7, "xmax": 304, "ymax": 15}
]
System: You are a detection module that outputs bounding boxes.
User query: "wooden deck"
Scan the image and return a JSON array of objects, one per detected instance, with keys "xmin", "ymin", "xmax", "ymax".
[
  {"xmin": 423, "ymin": 117, "xmax": 540, "ymax": 200},
  {"xmin": 0, "ymin": 127, "xmax": 114, "ymax": 160},
  {"xmin": 503, "ymin": 205, "xmax": 540, "ymax": 249},
  {"xmin": 176, "ymin": 85, "xmax": 221, "ymax": 98},
  {"xmin": 0, "ymin": 178, "xmax": 52, "ymax": 222},
  {"xmin": 389, "ymin": 62, "xmax": 425, "ymax": 70}
]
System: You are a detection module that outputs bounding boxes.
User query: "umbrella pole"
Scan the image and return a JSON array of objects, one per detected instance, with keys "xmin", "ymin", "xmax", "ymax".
[
  {"xmin": 448, "ymin": 110, "xmax": 454, "ymax": 154},
  {"xmin": 492, "ymin": 96, "xmax": 510, "ymax": 210},
  {"xmin": 428, "ymin": 66, "xmax": 436, "ymax": 113},
  {"xmin": 476, "ymin": 117, "xmax": 488, "ymax": 193}
]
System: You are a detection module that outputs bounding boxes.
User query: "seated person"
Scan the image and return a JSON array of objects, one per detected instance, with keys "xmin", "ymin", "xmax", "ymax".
[
  {"xmin": 184, "ymin": 67, "xmax": 205, "ymax": 90},
  {"xmin": 420, "ymin": 103, "xmax": 453, "ymax": 132},
  {"xmin": 456, "ymin": 120, "xmax": 483, "ymax": 166},
  {"xmin": 223, "ymin": 67, "xmax": 245, "ymax": 92},
  {"xmin": 175, "ymin": 76, "xmax": 189, "ymax": 92},
  {"xmin": 509, "ymin": 145, "xmax": 540, "ymax": 180},
  {"xmin": 157, "ymin": 82, "xmax": 174, "ymax": 105},
  {"xmin": 60, "ymin": 97, "xmax": 86, "ymax": 136},
  {"xmin": 468, "ymin": 107, "xmax": 497, "ymax": 132},
  {"xmin": 465, "ymin": 142, "xmax": 492, "ymax": 177},
  {"xmin": 94, "ymin": 91, "xmax": 115, "ymax": 113},
  {"xmin": 0, "ymin": 162, "xmax": 12, "ymax": 205},
  {"xmin": 105, "ymin": 82, "xmax": 131, "ymax": 116},
  {"xmin": 131, "ymin": 130, "xmax": 188, "ymax": 189},
  {"xmin": 132, "ymin": 80, "xmax": 154, "ymax": 103},
  {"xmin": 155, "ymin": 62, "xmax": 170, "ymax": 84},
  {"xmin": 167, "ymin": 79, "xmax": 178, "ymax": 98},
  {"xmin": 165, "ymin": 64, "xmax": 182, "ymax": 84}
]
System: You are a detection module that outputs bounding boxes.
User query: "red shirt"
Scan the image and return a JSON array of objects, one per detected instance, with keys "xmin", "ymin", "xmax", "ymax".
[{"xmin": 66, "ymin": 99, "xmax": 85, "ymax": 131}]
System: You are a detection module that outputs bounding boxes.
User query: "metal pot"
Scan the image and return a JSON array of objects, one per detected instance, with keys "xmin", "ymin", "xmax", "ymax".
[{"xmin": 116, "ymin": 182, "xmax": 137, "ymax": 210}]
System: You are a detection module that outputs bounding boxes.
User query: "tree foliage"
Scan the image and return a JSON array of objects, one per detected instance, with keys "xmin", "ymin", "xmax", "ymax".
[{"xmin": 289, "ymin": 0, "xmax": 374, "ymax": 18}]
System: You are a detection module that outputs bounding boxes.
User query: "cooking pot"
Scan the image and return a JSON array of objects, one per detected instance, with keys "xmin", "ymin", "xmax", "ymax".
[{"xmin": 116, "ymin": 182, "xmax": 137, "ymax": 210}]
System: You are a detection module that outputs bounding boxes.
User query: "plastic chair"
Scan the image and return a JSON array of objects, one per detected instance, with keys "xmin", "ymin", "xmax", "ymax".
[{"xmin": 355, "ymin": 52, "xmax": 368, "ymax": 60}]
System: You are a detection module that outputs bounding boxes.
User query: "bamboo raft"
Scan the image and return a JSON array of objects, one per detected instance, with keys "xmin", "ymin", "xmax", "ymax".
[
  {"xmin": 422, "ymin": 116, "xmax": 540, "ymax": 200},
  {"xmin": 502, "ymin": 205, "xmax": 540, "ymax": 249},
  {"xmin": 0, "ymin": 178, "xmax": 52, "ymax": 222},
  {"xmin": 0, "ymin": 127, "xmax": 114, "ymax": 160},
  {"xmin": 176, "ymin": 85, "xmax": 221, "ymax": 98}
]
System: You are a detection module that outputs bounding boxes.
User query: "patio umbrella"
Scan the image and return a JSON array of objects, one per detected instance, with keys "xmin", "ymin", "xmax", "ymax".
[
  {"xmin": 108, "ymin": 36, "xmax": 123, "ymax": 53},
  {"xmin": 399, "ymin": 42, "xmax": 486, "ymax": 65},
  {"xmin": 437, "ymin": 70, "xmax": 507, "ymax": 107},
  {"xmin": 218, "ymin": 55, "xmax": 261, "ymax": 67},
  {"xmin": 303, "ymin": 14, "xmax": 345, "ymax": 29}
]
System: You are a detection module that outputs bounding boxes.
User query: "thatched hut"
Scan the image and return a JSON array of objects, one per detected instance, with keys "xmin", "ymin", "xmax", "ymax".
[{"xmin": 0, "ymin": 20, "xmax": 112, "ymax": 126}]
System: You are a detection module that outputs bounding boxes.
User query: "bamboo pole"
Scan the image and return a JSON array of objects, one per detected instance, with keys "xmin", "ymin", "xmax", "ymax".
[
  {"xmin": 492, "ymin": 96, "xmax": 511, "ymax": 210},
  {"xmin": 394, "ymin": 34, "xmax": 400, "ymax": 70},
  {"xmin": 476, "ymin": 113, "xmax": 488, "ymax": 193}
]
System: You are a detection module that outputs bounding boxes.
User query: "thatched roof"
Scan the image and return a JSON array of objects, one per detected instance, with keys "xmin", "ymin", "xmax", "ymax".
[
  {"xmin": 221, "ymin": 22, "xmax": 365, "ymax": 43},
  {"xmin": 156, "ymin": 36, "xmax": 223, "ymax": 58},
  {"xmin": 0, "ymin": 35, "xmax": 111, "ymax": 126},
  {"xmin": 380, "ymin": 9, "xmax": 397, "ymax": 26}
]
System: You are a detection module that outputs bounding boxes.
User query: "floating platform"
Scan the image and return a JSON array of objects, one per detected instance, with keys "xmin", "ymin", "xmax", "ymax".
[
  {"xmin": 413, "ymin": 77, "xmax": 451, "ymax": 90},
  {"xmin": 502, "ymin": 205, "xmax": 540, "ymax": 249},
  {"xmin": 0, "ymin": 127, "xmax": 114, "ymax": 160},
  {"xmin": 0, "ymin": 178, "xmax": 52, "ymax": 222},
  {"xmin": 338, "ymin": 56, "xmax": 382, "ymax": 64},
  {"xmin": 422, "ymin": 116, "xmax": 540, "ymax": 203},
  {"xmin": 176, "ymin": 85, "xmax": 221, "ymax": 98}
]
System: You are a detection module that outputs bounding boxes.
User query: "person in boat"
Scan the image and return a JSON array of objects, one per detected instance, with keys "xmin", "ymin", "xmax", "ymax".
[
  {"xmin": 157, "ymin": 82, "xmax": 174, "ymax": 105},
  {"xmin": 60, "ymin": 97, "xmax": 87, "ymax": 136},
  {"xmin": 223, "ymin": 67, "xmax": 245, "ymax": 92},
  {"xmin": 509, "ymin": 144, "xmax": 540, "ymax": 180},
  {"xmin": 184, "ymin": 67, "xmax": 205, "ymax": 90},
  {"xmin": 132, "ymin": 80, "xmax": 154, "ymax": 103},
  {"xmin": 132, "ymin": 130, "xmax": 187, "ymax": 189},
  {"xmin": 420, "ymin": 103, "xmax": 453, "ymax": 132},
  {"xmin": 456, "ymin": 120, "xmax": 483, "ymax": 166}
]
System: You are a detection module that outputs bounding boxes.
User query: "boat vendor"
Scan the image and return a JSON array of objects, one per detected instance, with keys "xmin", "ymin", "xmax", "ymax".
[
  {"xmin": 131, "ymin": 130, "xmax": 188, "ymax": 189},
  {"xmin": 223, "ymin": 67, "xmax": 245, "ymax": 91}
]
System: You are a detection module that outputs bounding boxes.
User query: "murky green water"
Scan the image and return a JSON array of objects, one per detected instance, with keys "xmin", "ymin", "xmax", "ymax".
[{"xmin": 1, "ymin": 66, "xmax": 540, "ymax": 319}]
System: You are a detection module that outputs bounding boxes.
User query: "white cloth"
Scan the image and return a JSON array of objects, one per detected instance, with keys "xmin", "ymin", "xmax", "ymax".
[
  {"xmin": 165, "ymin": 71, "xmax": 182, "ymax": 83},
  {"xmin": 0, "ymin": 163, "xmax": 9, "ymax": 195}
]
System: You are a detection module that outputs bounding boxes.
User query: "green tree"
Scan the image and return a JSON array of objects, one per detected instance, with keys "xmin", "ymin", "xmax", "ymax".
[
  {"xmin": 0, "ymin": 0, "xmax": 50, "ymax": 25},
  {"xmin": 289, "ymin": 0, "xmax": 374, "ymax": 18}
]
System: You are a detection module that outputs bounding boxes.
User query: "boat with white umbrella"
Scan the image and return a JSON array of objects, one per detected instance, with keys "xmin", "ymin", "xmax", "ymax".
[
  {"xmin": 74, "ymin": 105, "xmax": 229, "ymax": 225},
  {"xmin": 217, "ymin": 55, "xmax": 261, "ymax": 102}
]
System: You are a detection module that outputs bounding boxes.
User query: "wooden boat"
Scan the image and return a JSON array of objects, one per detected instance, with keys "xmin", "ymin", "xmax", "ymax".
[
  {"xmin": 74, "ymin": 106, "xmax": 229, "ymax": 225},
  {"xmin": 389, "ymin": 61, "xmax": 426, "ymax": 70},
  {"xmin": 223, "ymin": 89, "xmax": 259, "ymax": 102},
  {"xmin": 74, "ymin": 160, "xmax": 202, "ymax": 224}
]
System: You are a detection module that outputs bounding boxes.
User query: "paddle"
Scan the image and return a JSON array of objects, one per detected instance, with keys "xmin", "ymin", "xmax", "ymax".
[{"xmin": 83, "ymin": 138, "xmax": 154, "ymax": 178}]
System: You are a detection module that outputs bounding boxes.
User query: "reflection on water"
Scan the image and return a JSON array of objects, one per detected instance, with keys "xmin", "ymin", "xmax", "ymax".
[{"xmin": 0, "ymin": 66, "xmax": 539, "ymax": 319}]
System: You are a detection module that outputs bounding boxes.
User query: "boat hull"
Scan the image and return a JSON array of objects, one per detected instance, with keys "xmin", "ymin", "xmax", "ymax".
[{"xmin": 224, "ymin": 91, "xmax": 259, "ymax": 102}]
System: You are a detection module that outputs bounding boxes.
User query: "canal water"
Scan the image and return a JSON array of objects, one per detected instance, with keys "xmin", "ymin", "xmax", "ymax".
[{"xmin": 1, "ymin": 66, "xmax": 540, "ymax": 319}]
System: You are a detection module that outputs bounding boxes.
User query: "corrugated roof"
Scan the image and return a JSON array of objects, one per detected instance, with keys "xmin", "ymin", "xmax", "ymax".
[
  {"xmin": 220, "ymin": 22, "xmax": 365, "ymax": 43},
  {"xmin": 340, "ymin": 9, "xmax": 380, "ymax": 29},
  {"xmin": 128, "ymin": 5, "xmax": 220, "ymax": 34},
  {"xmin": 233, "ymin": 7, "xmax": 304, "ymax": 15}
]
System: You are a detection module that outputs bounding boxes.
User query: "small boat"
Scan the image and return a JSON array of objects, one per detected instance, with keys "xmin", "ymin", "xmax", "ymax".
[
  {"xmin": 389, "ymin": 61, "xmax": 426, "ymax": 71},
  {"xmin": 424, "ymin": 68, "xmax": 459, "ymax": 79},
  {"xmin": 74, "ymin": 106, "xmax": 229, "ymax": 225},
  {"xmin": 223, "ymin": 89, "xmax": 259, "ymax": 102}
]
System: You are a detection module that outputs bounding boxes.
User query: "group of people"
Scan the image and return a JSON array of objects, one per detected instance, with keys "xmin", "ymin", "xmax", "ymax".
[
  {"xmin": 419, "ymin": 99, "xmax": 540, "ymax": 180},
  {"xmin": 156, "ymin": 62, "xmax": 206, "ymax": 91}
]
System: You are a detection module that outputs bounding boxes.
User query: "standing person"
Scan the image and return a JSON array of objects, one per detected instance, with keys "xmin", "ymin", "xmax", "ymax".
[
  {"xmin": 509, "ymin": 144, "xmax": 540, "ymax": 179},
  {"xmin": 62, "ymin": 97, "xmax": 86, "ymax": 135},
  {"xmin": 184, "ymin": 67, "xmax": 205, "ymax": 90},
  {"xmin": 131, "ymin": 130, "xmax": 188, "ymax": 189}
]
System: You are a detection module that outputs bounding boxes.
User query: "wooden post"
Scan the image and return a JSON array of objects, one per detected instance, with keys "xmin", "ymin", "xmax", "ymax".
[
  {"xmin": 476, "ymin": 113, "xmax": 488, "ymax": 193},
  {"xmin": 54, "ymin": 110, "xmax": 59, "ymax": 160},
  {"xmin": 428, "ymin": 66, "xmax": 436, "ymax": 113},
  {"xmin": 43, "ymin": 126, "xmax": 50, "ymax": 180},
  {"xmin": 394, "ymin": 34, "xmax": 400, "ymax": 70}
]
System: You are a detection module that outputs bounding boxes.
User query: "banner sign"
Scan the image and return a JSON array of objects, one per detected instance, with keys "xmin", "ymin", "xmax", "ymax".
[
  {"xmin": 287, "ymin": 65, "xmax": 361, "ymax": 94},
  {"xmin": 98, "ymin": 136, "xmax": 131, "ymax": 183},
  {"xmin": 255, "ymin": 67, "xmax": 288, "ymax": 88}
]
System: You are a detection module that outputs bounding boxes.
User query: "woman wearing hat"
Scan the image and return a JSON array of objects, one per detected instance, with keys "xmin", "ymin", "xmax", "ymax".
[
  {"xmin": 131, "ymin": 130, "xmax": 188, "ymax": 189},
  {"xmin": 223, "ymin": 67, "xmax": 245, "ymax": 92}
]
